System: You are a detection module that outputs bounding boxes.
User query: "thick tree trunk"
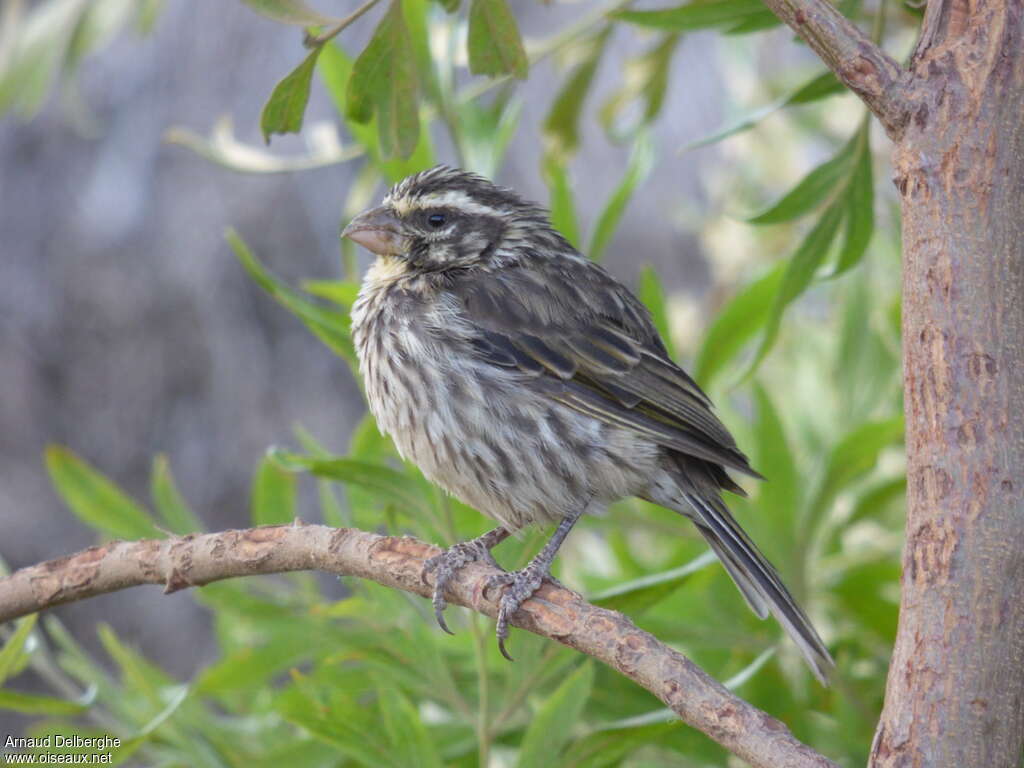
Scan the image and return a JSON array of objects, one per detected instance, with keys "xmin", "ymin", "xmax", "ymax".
[{"xmin": 872, "ymin": 1, "xmax": 1024, "ymax": 765}]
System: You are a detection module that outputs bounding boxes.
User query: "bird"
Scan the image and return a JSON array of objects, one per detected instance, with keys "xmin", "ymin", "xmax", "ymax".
[{"xmin": 342, "ymin": 165, "xmax": 833, "ymax": 683}]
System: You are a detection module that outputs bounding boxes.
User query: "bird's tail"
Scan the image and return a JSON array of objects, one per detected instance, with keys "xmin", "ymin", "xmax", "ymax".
[
  {"xmin": 682, "ymin": 490, "xmax": 834, "ymax": 684},
  {"xmin": 647, "ymin": 460, "xmax": 834, "ymax": 684}
]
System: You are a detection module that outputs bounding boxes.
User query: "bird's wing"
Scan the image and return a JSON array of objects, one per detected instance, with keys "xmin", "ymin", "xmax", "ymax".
[{"xmin": 451, "ymin": 259, "xmax": 760, "ymax": 479}]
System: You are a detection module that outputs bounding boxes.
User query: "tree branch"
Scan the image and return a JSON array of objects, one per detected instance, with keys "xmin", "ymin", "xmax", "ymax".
[
  {"xmin": 0, "ymin": 524, "xmax": 837, "ymax": 768},
  {"xmin": 758, "ymin": 0, "xmax": 912, "ymax": 139}
]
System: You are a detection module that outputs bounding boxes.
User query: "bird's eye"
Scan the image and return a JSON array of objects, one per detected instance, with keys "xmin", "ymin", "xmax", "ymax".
[{"xmin": 426, "ymin": 213, "xmax": 446, "ymax": 228}]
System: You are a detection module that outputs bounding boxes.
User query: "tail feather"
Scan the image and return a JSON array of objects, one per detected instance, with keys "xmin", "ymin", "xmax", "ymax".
[{"xmin": 683, "ymin": 491, "xmax": 834, "ymax": 684}]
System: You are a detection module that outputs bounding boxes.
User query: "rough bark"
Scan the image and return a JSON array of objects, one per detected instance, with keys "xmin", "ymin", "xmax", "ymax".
[
  {"xmin": 760, "ymin": 0, "xmax": 1024, "ymax": 762},
  {"xmin": 870, "ymin": 1, "xmax": 1024, "ymax": 765},
  {"xmin": 0, "ymin": 525, "xmax": 838, "ymax": 768}
]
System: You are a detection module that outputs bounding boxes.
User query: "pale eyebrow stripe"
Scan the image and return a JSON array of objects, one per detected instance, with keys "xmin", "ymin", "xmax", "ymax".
[{"xmin": 412, "ymin": 190, "xmax": 505, "ymax": 218}]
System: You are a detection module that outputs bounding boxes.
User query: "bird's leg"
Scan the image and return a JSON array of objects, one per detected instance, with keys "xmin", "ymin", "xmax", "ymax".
[
  {"xmin": 422, "ymin": 526, "xmax": 511, "ymax": 635},
  {"xmin": 487, "ymin": 506, "xmax": 586, "ymax": 661}
]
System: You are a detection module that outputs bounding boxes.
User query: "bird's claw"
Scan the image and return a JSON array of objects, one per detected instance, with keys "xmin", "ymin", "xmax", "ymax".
[
  {"xmin": 487, "ymin": 565, "xmax": 549, "ymax": 662},
  {"xmin": 422, "ymin": 539, "xmax": 502, "ymax": 635}
]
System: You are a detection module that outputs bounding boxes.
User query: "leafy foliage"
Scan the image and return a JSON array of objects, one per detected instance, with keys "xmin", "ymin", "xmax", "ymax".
[{"xmin": 2, "ymin": 0, "xmax": 910, "ymax": 765}]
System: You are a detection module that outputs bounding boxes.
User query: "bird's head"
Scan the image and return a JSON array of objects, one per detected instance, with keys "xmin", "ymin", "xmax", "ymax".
[{"xmin": 342, "ymin": 165, "xmax": 562, "ymax": 272}]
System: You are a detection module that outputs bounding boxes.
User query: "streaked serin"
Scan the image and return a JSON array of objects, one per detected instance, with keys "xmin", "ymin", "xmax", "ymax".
[{"xmin": 343, "ymin": 166, "xmax": 833, "ymax": 682}]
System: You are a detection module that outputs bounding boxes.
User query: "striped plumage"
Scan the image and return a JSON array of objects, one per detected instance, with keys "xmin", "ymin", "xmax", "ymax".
[{"xmin": 345, "ymin": 165, "xmax": 833, "ymax": 682}]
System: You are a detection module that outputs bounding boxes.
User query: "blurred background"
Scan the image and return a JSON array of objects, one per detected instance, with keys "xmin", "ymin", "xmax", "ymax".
[{"xmin": 1, "ymin": 0, "xmax": 912, "ymax": 764}]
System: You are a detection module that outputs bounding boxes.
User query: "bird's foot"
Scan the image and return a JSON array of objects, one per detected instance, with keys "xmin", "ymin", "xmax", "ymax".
[
  {"xmin": 422, "ymin": 528, "xmax": 508, "ymax": 635},
  {"xmin": 487, "ymin": 563, "xmax": 555, "ymax": 661}
]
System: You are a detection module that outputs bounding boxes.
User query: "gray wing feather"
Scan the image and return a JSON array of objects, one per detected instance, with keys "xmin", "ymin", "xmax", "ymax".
[{"xmin": 453, "ymin": 261, "xmax": 760, "ymax": 479}]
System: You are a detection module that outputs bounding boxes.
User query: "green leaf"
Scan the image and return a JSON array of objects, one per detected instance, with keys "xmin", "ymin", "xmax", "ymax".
[
  {"xmin": 150, "ymin": 455, "xmax": 203, "ymax": 534},
  {"xmin": 789, "ymin": 71, "xmax": 844, "ymax": 104},
  {"xmin": 600, "ymin": 34, "xmax": 679, "ymax": 140},
  {"xmin": 742, "ymin": 200, "xmax": 845, "ymax": 378},
  {"xmin": 751, "ymin": 383, "xmax": 799, "ymax": 541},
  {"xmin": 97, "ymin": 623, "xmax": 174, "ymax": 697},
  {"xmin": 346, "ymin": 0, "xmax": 421, "ymax": 158},
  {"xmin": 722, "ymin": 8, "xmax": 780, "ymax": 33},
  {"xmin": 0, "ymin": 615, "xmax": 38, "ymax": 686},
  {"xmin": 467, "ymin": 0, "xmax": 528, "ymax": 79},
  {"xmin": 459, "ymin": 91, "xmax": 523, "ymax": 178},
  {"xmin": 226, "ymin": 229, "xmax": 357, "ymax": 365},
  {"xmin": 615, "ymin": 0, "xmax": 769, "ymax": 30},
  {"xmin": 0, "ymin": 689, "xmax": 88, "ymax": 716},
  {"xmin": 269, "ymin": 450, "xmax": 429, "ymax": 514},
  {"xmin": 320, "ymin": 42, "xmax": 434, "ymax": 179},
  {"xmin": 377, "ymin": 684, "xmax": 443, "ymax": 768},
  {"xmin": 260, "ymin": 45, "xmax": 323, "ymax": 143},
  {"xmin": 810, "ymin": 417, "xmax": 905, "ymax": 519},
  {"xmin": 543, "ymin": 154, "xmax": 581, "ymax": 248},
  {"xmin": 847, "ymin": 477, "xmax": 906, "ymax": 528},
  {"xmin": 251, "ymin": 456, "xmax": 297, "ymax": 526},
  {"xmin": 694, "ymin": 264, "xmax": 784, "ymax": 387},
  {"xmin": 65, "ymin": 0, "xmax": 137, "ymax": 72},
  {"xmin": 302, "ymin": 279, "xmax": 361, "ymax": 308},
  {"xmin": 831, "ymin": 132, "xmax": 874, "ymax": 276},
  {"xmin": 588, "ymin": 134, "xmax": 654, "ymax": 262},
  {"xmin": 240, "ymin": 0, "xmax": 338, "ymax": 26},
  {"xmin": 0, "ymin": 0, "xmax": 89, "ymax": 117},
  {"xmin": 278, "ymin": 677, "xmax": 391, "ymax": 767},
  {"xmin": 746, "ymin": 140, "xmax": 854, "ymax": 224},
  {"xmin": 516, "ymin": 662, "xmax": 595, "ymax": 768},
  {"xmin": 681, "ymin": 70, "xmax": 844, "ymax": 152},
  {"xmin": 637, "ymin": 265, "xmax": 676, "ymax": 360},
  {"xmin": 590, "ymin": 551, "xmax": 717, "ymax": 615},
  {"xmin": 45, "ymin": 446, "xmax": 162, "ymax": 540},
  {"xmin": 544, "ymin": 28, "xmax": 610, "ymax": 156}
]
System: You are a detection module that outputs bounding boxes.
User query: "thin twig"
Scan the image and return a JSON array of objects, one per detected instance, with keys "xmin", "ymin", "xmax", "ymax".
[
  {"xmin": 757, "ymin": 0, "xmax": 913, "ymax": 139},
  {"xmin": 0, "ymin": 524, "xmax": 837, "ymax": 768},
  {"xmin": 304, "ymin": 0, "xmax": 385, "ymax": 48}
]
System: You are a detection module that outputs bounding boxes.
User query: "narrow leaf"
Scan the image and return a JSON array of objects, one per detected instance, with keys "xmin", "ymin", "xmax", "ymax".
[
  {"xmin": 544, "ymin": 28, "xmax": 610, "ymax": 156},
  {"xmin": 377, "ymin": 685, "xmax": 443, "ymax": 768},
  {"xmin": 681, "ymin": 71, "xmax": 843, "ymax": 153},
  {"xmin": 269, "ymin": 450, "xmax": 428, "ymax": 514},
  {"xmin": 251, "ymin": 456, "xmax": 297, "ymax": 526},
  {"xmin": 150, "ymin": 455, "xmax": 203, "ymax": 534},
  {"xmin": 543, "ymin": 154, "xmax": 581, "ymax": 248},
  {"xmin": 615, "ymin": 0, "xmax": 769, "ymax": 30},
  {"xmin": 742, "ymin": 200, "xmax": 845, "ymax": 377},
  {"xmin": 847, "ymin": 477, "xmax": 906, "ymax": 527},
  {"xmin": 45, "ymin": 446, "xmax": 162, "ymax": 540},
  {"xmin": 240, "ymin": 0, "xmax": 338, "ymax": 26},
  {"xmin": 0, "ymin": 690, "xmax": 88, "ymax": 716},
  {"xmin": 752, "ymin": 383, "xmax": 799, "ymax": 541},
  {"xmin": 746, "ymin": 140, "xmax": 854, "ymax": 224},
  {"xmin": 590, "ymin": 551, "xmax": 717, "ymax": 615},
  {"xmin": 788, "ymin": 71, "xmax": 844, "ymax": 104},
  {"xmin": 0, "ymin": 615, "xmax": 38, "ymax": 686},
  {"xmin": 588, "ymin": 133, "xmax": 654, "ymax": 261},
  {"xmin": 467, "ymin": 0, "xmax": 528, "ymax": 79},
  {"xmin": 831, "ymin": 133, "xmax": 874, "ymax": 276},
  {"xmin": 694, "ymin": 264, "xmax": 784, "ymax": 387},
  {"xmin": 810, "ymin": 417, "xmax": 905, "ymax": 519},
  {"xmin": 516, "ymin": 663, "xmax": 595, "ymax": 768},
  {"xmin": 637, "ymin": 265, "xmax": 676, "ymax": 360},
  {"xmin": 260, "ymin": 45, "xmax": 323, "ymax": 143},
  {"xmin": 600, "ymin": 34, "xmax": 679, "ymax": 139},
  {"xmin": 226, "ymin": 229, "xmax": 357, "ymax": 365},
  {"xmin": 722, "ymin": 9, "xmax": 780, "ymax": 33}
]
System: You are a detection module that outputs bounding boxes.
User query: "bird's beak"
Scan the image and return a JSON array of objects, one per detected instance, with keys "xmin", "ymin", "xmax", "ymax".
[{"xmin": 341, "ymin": 206, "xmax": 406, "ymax": 255}]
